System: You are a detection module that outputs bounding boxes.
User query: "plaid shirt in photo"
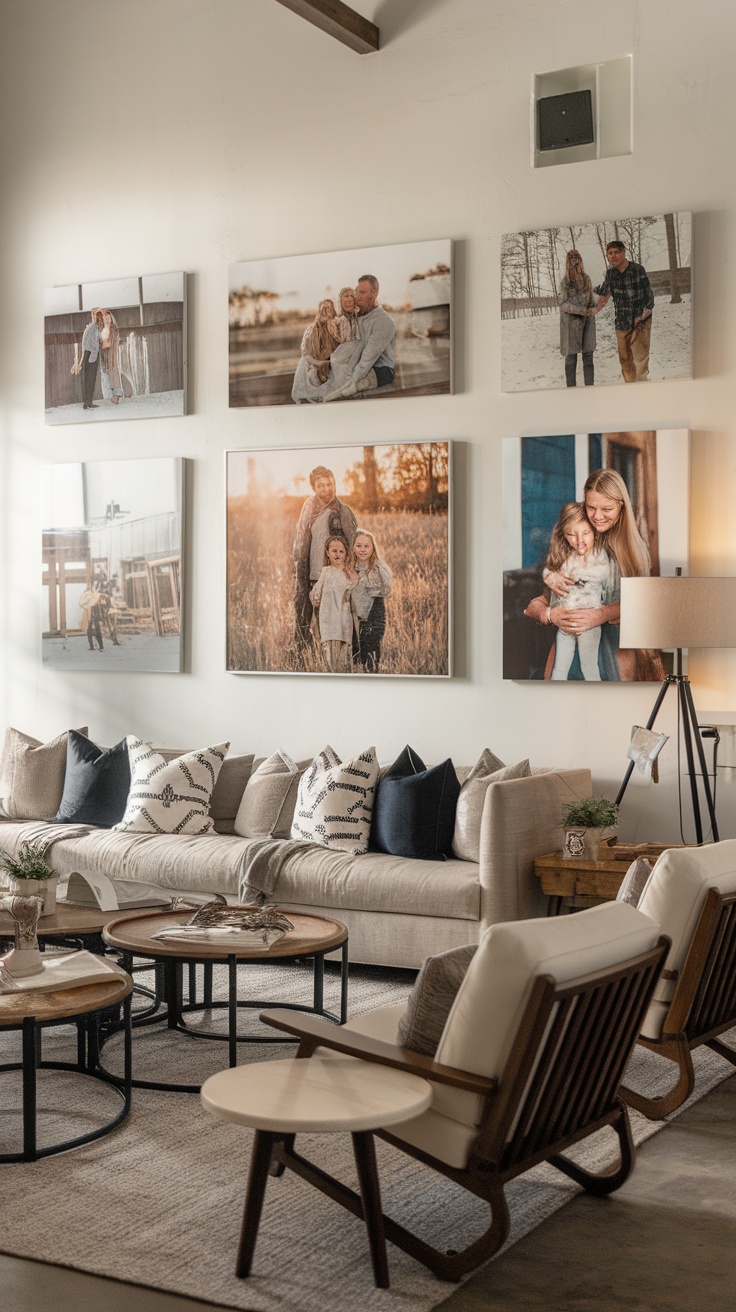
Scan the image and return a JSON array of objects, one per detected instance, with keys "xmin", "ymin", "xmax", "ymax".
[{"xmin": 594, "ymin": 262, "xmax": 655, "ymax": 332}]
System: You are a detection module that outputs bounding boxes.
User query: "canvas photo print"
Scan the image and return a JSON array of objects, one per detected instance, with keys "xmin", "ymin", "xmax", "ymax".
[
  {"xmin": 501, "ymin": 213, "xmax": 691, "ymax": 391},
  {"xmin": 226, "ymin": 442, "xmax": 451, "ymax": 676},
  {"xmin": 42, "ymin": 457, "xmax": 184, "ymax": 671},
  {"xmin": 228, "ymin": 239, "xmax": 452, "ymax": 407},
  {"xmin": 44, "ymin": 271, "xmax": 186, "ymax": 423},
  {"xmin": 502, "ymin": 430, "xmax": 689, "ymax": 681}
]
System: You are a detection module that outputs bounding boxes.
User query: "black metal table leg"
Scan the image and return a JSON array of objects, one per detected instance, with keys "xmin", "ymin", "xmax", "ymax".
[
  {"xmin": 340, "ymin": 941, "xmax": 349, "ymax": 1023},
  {"xmin": 22, "ymin": 1017, "xmax": 37, "ymax": 1162},
  {"xmin": 313, "ymin": 952, "xmax": 324, "ymax": 1015},
  {"xmin": 228, "ymin": 955, "xmax": 238, "ymax": 1067}
]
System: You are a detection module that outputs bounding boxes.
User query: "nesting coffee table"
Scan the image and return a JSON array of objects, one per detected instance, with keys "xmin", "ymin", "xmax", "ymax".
[
  {"xmin": 102, "ymin": 909, "xmax": 349, "ymax": 1093},
  {"xmin": 0, "ymin": 974, "xmax": 132, "ymax": 1162}
]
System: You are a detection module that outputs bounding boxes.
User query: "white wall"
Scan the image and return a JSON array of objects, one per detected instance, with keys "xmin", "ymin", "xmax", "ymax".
[{"xmin": 2, "ymin": 0, "xmax": 736, "ymax": 843}]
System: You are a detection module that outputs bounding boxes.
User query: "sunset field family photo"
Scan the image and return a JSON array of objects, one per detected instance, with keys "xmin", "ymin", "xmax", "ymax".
[
  {"xmin": 228, "ymin": 239, "xmax": 452, "ymax": 407},
  {"xmin": 501, "ymin": 212, "xmax": 691, "ymax": 392},
  {"xmin": 226, "ymin": 442, "xmax": 451, "ymax": 677}
]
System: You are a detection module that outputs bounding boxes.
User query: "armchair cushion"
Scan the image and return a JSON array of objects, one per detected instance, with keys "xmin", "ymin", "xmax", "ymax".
[
  {"xmin": 636, "ymin": 841, "xmax": 736, "ymax": 1040},
  {"xmin": 436, "ymin": 902, "xmax": 661, "ymax": 1081}
]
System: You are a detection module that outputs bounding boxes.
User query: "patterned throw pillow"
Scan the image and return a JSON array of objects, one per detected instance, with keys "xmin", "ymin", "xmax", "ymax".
[
  {"xmin": 113, "ymin": 737, "xmax": 229, "ymax": 836},
  {"xmin": 291, "ymin": 745, "xmax": 379, "ymax": 855}
]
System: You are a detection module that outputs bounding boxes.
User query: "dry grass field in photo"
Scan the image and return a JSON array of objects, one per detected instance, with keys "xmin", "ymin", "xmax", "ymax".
[{"xmin": 227, "ymin": 501, "xmax": 449, "ymax": 676}]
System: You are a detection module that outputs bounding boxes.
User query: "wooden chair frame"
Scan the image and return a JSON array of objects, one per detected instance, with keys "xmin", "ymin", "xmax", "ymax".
[
  {"xmin": 621, "ymin": 889, "xmax": 736, "ymax": 1119},
  {"xmin": 245, "ymin": 937, "xmax": 669, "ymax": 1284}
]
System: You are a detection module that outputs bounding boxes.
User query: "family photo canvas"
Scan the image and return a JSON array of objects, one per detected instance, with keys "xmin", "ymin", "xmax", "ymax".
[
  {"xmin": 42, "ymin": 457, "xmax": 184, "ymax": 671},
  {"xmin": 226, "ymin": 442, "xmax": 451, "ymax": 676},
  {"xmin": 228, "ymin": 239, "xmax": 452, "ymax": 407},
  {"xmin": 44, "ymin": 271, "xmax": 186, "ymax": 423},
  {"xmin": 500, "ymin": 213, "xmax": 691, "ymax": 391},
  {"xmin": 502, "ymin": 430, "xmax": 689, "ymax": 681}
]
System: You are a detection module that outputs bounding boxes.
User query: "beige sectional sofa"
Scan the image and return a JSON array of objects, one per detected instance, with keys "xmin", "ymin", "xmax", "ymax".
[{"xmin": 0, "ymin": 761, "xmax": 591, "ymax": 969}]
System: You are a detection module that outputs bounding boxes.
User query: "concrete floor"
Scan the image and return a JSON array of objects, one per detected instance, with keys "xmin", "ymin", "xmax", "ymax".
[{"xmin": 1, "ymin": 1074, "xmax": 734, "ymax": 1312}]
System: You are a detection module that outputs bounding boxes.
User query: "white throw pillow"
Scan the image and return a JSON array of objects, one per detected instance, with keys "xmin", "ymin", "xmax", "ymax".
[
  {"xmin": 113, "ymin": 737, "xmax": 229, "ymax": 836},
  {"xmin": 234, "ymin": 749, "xmax": 304, "ymax": 839},
  {"xmin": 291, "ymin": 745, "xmax": 380, "ymax": 855},
  {"xmin": 452, "ymin": 752, "xmax": 530, "ymax": 862}
]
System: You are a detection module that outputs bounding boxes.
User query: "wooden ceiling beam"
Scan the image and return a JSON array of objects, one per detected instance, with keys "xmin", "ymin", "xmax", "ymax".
[{"xmin": 274, "ymin": 0, "xmax": 379, "ymax": 55}]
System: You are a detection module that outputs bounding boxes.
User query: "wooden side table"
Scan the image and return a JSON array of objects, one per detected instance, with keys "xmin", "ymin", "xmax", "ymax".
[
  {"xmin": 0, "ymin": 974, "xmax": 132, "ymax": 1161},
  {"xmin": 201, "ymin": 1054, "xmax": 432, "ymax": 1288},
  {"xmin": 534, "ymin": 843, "xmax": 675, "ymax": 913}
]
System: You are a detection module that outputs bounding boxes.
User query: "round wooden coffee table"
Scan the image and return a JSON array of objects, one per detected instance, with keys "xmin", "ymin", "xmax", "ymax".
[
  {"xmin": 102, "ymin": 909, "xmax": 349, "ymax": 1092},
  {"xmin": 0, "ymin": 974, "xmax": 133, "ymax": 1162}
]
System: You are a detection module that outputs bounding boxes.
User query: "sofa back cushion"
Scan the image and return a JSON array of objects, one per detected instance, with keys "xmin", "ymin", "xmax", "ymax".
[
  {"xmin": 0, "ymin": 726, "xmax": 89, "ymax": 820},
  {"xmin": 113, "ymin": 737, "xmax": 229, "ymax": 836},
  {"xmin": 371, "ymin": 746, "xmax": 460, "ymax": 861},
  {"xmin": 436, "ymin": 902, "xmax": 661, "ymax": 1080},
  {"xmin": 452, "ymin": 753, "xmax": 531, "ymax": 861},
  {"xmin": 53, "ymin": 731, "xmax": 131, "ymax": 827},
  {"xmin": 291, "ymin": 745, "xmax": 380, "ymax": 856},
  {"xmin": 234, "ymin": 750, "xmax": 307, "ymax": 839},
  {"xmin": 637, "ymin": 840, "xmax": 736, "ymax": 1039}
]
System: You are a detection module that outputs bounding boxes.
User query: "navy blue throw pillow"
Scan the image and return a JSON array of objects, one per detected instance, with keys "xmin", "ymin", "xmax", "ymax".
[
  {"xmin": 53, "ymin": 731, "xmax": 131, "ymax": 827},
  {"xmin": 371, "ymin": 746, "xmax": 460, "ymax": 861}
]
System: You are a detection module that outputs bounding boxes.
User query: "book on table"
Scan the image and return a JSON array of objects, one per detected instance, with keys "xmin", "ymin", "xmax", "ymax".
[{"xmin": 59, "ymin": 870, "xmax": 172, "ymax": 912}]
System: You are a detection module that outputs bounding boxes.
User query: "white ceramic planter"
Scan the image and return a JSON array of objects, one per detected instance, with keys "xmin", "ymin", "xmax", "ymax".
[{"xmin": 7, "ymin": 875, "xmax": 58, "ymax": 917}]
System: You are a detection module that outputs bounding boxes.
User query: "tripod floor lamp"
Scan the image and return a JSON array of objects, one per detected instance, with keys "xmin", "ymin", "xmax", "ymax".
[{"xmin": 617, "ymin": 574, "xmax": 736, "ymax": 844}]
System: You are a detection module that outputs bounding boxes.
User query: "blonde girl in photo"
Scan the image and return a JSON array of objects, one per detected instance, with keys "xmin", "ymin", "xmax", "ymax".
[
  {"xmin": 350, "ymin": 528, "xmax": 392, "ymax": 673},
  {"xmin": 309, "ymin": 535, "xmax": 357, "ymax": 672}
]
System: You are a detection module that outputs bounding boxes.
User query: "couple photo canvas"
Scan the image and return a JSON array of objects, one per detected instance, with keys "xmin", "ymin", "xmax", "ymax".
[
  {"xmin": 500, "ymin": 212, "xmax": 691, "ymax": 392},
  {"xmin": 228, "ymin": 239, "xmax": 453, "ymax": 407}
]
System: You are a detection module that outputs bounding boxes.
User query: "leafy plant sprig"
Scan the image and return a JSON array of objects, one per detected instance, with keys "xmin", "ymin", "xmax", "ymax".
[
  {"xmin": 562, "ymin": 796, "xmax": 620, "ymax": 829},
  {"xmin": 0, "ymin": 841, "xmax": 54, "ymax": 882}
]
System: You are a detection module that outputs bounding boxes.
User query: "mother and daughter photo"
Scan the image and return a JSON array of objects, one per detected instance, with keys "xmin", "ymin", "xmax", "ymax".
[{"xmin": 523, "ymin": 468, "xmax": 664, "ymax": 682}]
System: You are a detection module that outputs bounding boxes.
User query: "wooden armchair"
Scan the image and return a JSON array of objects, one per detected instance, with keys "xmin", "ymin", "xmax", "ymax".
[
  {"xmin": 259, "ymin": 904, "xmax": 668, "ymax": 1282},
  {"xmin": 619, "ymin": 842, "xmax": 736, "ymax": 1119}
]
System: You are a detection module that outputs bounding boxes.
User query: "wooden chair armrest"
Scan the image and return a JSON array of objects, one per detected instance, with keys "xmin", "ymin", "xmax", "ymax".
[{"xmin": 259, "ymin": 1008, "xmax": 497, "ymax": 1096}]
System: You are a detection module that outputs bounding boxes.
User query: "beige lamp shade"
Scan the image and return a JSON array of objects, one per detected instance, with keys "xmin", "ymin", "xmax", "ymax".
[{"xmin": 619, "ymin": 577, "xmax": 736, "ymax": 650}]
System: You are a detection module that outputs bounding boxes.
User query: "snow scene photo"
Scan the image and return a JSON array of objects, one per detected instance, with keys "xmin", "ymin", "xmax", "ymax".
[{"xmin": 500, "ymin": 213, "xmax": 691, "ymax": 392}]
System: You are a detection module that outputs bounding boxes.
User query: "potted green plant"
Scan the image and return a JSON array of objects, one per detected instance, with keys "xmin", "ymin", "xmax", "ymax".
[
  {"xmin": 561, "ymin": 796, "xmax": 620, "ymax": 861},
  {"xmin": 0, "ymin": 841, "xmax": 58, "ymax": 916}
]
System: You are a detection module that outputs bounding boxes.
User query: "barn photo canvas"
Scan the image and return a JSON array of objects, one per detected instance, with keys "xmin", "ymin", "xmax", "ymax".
[
  {"xmin": 228, "ymin": 239, "xmax": 452, "ymax": 407},
  {"xmin": 42, "ymin": 457, "xmax": 184, "ymax": 672},
  {"xmin": 500, "ymin": 213, "xmax": 691, "ymax": 391},
  {"xmin": 502, "ymin": 430, "xmax": 689, "ymax": 681},
  {"xmin": 226, "ymin": 442, "xmax": 451, "ymax": 676},
  {"xmin": 44, "ymin": 271, "xmax": 186, "ymax": 423}
]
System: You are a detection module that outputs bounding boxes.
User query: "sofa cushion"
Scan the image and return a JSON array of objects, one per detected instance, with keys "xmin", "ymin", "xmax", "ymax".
[
  {"xmin": 372, "ymin": 746, "xmax": 460, "ymax": 861},
  {"xmin": 0, "ymin": 726, "xmax": 89, "ymax": 821},
  {"xmin": 291, "ymin": 745, "xmax": 379, "ymax": 856},
  {"xmin": 53, "ymin": 731, "xmax": 131, "ymax": 828},
  {"xmin": 452, "ymin": 753, "xmax": 530, "ymax": 861},
  {"xmin": 234, "ymin": 750, "xmax": 307, "ymax": 839},
  {"xmin": 113, "ymin": 737, "xmax": 229, "ymax": 836},
  {"xmin": 396, "ymin": 943, "xmax": 478, "ymax": 1055},
  {"xmin": 637, "ymin": 841, "xmax": 736, "ymax": 1040}
]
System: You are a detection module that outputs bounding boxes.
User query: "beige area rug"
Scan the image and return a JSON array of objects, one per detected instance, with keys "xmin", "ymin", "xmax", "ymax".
[{"xmin": 0, "ymin": 959, "xmax": 734, "ymax": 1312}]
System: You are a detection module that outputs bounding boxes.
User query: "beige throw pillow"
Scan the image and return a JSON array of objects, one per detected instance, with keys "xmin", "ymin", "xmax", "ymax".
[
  {"xmin": 0, "ymin": 726, "xmax": 89, "ymax": 820},
  {"xmin": 234, "ymin": 750, "xmax": 305, "ymax": 839},
  {"xmin": 452, "ymin": 752, "xmax": 531, "ymax": 861}
]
